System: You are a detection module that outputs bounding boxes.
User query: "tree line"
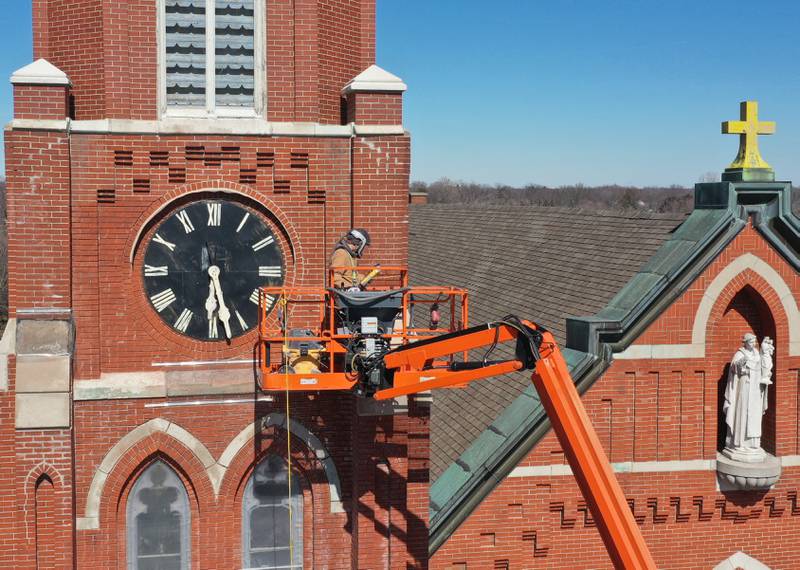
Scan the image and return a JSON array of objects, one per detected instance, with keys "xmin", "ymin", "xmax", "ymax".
[{"xmin": 412, "ymin": 178, "xmax": 800, "ymax": 214}]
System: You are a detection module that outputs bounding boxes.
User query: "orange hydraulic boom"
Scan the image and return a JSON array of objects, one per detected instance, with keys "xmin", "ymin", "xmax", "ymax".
[
  {"xmin": 258, "ymin": 272, "xmax": 656, "ymax": 568},
  {"xmin": 373, "ymin": 318, "xmax": 656, "ymax": 569}
]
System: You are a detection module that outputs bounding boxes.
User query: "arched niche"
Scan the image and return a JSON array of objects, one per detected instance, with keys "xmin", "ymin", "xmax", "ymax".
[{"xmin": 712, "ymin": 285, "xmax": 777, "ymax": 454}]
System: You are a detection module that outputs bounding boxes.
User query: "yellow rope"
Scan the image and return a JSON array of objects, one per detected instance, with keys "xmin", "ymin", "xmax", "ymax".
[{"xmin": 280, "ymin": 293, "xmax": 294, "ymax": 568}]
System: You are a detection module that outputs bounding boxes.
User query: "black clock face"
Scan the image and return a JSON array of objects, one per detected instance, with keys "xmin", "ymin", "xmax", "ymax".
[{"xmin": 142, "ymin": 199, "xmax": 284, "ymax": 341}]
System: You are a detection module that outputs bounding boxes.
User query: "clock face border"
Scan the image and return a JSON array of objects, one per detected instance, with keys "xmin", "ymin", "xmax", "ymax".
[{"xmin": 138, "ymin": 195, "xmax": 288, "ymax": 343}]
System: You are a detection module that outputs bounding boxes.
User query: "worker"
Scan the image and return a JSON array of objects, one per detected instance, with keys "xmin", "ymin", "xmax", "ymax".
[{"xmin": 331, "ymin": 228, "xmax": 371, "ymax": 289}]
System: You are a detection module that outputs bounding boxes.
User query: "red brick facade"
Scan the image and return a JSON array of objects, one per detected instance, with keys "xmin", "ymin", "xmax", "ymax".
[
  {"xmin": 4, "ymin": 1, "xmax": 424, "ymax": 568},
  {"xmin": 431, "ymin": 225, "xmax": 800, "ymax": 569}
]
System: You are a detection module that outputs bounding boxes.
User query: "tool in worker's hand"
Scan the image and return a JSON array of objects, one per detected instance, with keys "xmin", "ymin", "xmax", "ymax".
[{"xmin": 359, "ymin": 264, "xmax": 381, "ymax": 287}]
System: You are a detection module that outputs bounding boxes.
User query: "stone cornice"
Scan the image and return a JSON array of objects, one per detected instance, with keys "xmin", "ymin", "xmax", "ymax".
[{"xmin": 7, "ymin": 118, "xmax": 406, "ymax": 137}]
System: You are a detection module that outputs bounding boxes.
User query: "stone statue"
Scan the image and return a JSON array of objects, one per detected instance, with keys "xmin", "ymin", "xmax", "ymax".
[{"xmin": 722, "ymin": 333, "xmax": 774, "ymax": 463}]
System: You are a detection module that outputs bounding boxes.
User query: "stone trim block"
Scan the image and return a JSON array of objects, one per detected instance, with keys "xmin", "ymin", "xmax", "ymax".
[
  {"xmin": 16, "ymin": 318, "xmax": 72, "ymax": 355},
  {"xmin": 16, "ymin": 392, "xmax": 70, "ymax": 428},
  {"xmin": 15, "ymin": 354, "xmax": 71, "ymax": 392}
]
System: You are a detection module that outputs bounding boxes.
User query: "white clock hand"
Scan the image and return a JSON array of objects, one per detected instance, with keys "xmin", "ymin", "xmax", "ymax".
[
  {"xmin": 208, "ymin": 266, "xmax": 232, "ymax": 339},
  {"xmin": 205, "ymin": 282, "xmax": 218, "ymax": 321}
]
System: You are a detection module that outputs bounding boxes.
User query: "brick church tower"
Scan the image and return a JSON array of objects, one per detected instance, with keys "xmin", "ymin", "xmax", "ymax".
[{"xmin": 1, "ymin": 1, "xmax": 426, "ymax": 568}]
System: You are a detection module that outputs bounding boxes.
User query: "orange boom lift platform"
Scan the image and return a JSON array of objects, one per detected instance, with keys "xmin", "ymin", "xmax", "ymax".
[{"xmin": 258, "ymin": 266, "xmax": 656, "ymax": 569}]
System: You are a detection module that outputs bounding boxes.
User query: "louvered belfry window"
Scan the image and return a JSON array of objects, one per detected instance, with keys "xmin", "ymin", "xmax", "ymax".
[
  {"xmin": 165, "ymin": 0, "xmax": 207, "ymax": 107},
  {"xmin": 164, "ymin": 0, "xmax": 257, "ymax": 112},
  {"xmin": 215, "ymin": 0, "xmax": 255, "ymax": 108}
]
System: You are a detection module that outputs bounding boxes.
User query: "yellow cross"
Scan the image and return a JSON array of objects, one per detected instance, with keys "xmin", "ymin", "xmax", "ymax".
[{"xmin": 722, "ymin": 101, "xmax": 775, "ymax": 170}]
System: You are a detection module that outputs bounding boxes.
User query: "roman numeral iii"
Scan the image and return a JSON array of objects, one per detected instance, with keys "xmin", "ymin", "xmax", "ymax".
[
  {"xmin": 251, "ymin": 290, "xmax": 275, "ymax": 309},
  {"xmin": 144, "ymin": 265, "xmax": 168, "ymax": 277},
  {"xmin": 259, "ymin": 266, "xmax": 282, "ymax": 278},
  {"xmin": 150, "ymin": 289, "xmax": 177, "ymax": 312}
]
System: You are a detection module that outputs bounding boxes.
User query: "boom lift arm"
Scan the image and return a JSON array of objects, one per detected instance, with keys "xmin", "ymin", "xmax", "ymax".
[
  {"xmin": 378, "ymin": 318, "xmax": 656, "ymax": 569},
  {"xmin": 258, "ymin": 276, "xmax": 656, "ymax": 568}
]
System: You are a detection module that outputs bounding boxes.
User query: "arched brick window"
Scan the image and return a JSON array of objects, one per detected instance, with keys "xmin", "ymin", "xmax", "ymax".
[
  {"xmin": 242, "ymin": 455, "xmax": 303, "ymax": 569},
  {"xmin": 126, "ymin": 461, "xmax": 191, "ymax": 570}
]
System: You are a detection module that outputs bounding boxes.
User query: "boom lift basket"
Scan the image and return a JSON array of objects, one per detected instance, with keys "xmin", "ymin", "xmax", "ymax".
[{"xmin": 258, "ymin": 266, "xmax": 468, "ymax": 395}]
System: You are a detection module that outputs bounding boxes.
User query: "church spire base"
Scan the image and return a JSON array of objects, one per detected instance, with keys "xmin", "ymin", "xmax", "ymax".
[{"xmin": 722, "ymin": 167, "xmax": 775, "ymax": 183}]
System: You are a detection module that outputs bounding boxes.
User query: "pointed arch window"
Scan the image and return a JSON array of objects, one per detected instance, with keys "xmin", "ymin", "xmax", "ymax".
[
  {"xmin": 127, "ymin": 461, "xmax": 191, "ymax": 570},
  {"xmin": 242, "ymin": 455, "xmax": 303, "ymax": 569},
  {"xmin": 160, "ymin": 0, "xmax": 265, "ymax": 117}
]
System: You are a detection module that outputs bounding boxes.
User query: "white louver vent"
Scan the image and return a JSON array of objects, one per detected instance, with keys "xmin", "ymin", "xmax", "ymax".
[
  {"xmin": 165, "ymin": 0, "xmax": 207, "ymax": 107},
  {"xmin": 215, "ymin": 0, "xmax": 255, "ymax": 108}
]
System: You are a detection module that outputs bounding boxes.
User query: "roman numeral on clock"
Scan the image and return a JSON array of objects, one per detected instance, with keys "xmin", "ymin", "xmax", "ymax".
[
  {"xmin": 207, "ymin": 202, "xmax": 221, "ymax": 226},
  {"xmin": 250, "ymin": 290, "xmax": 275, "ymax": 308},
  {"xmin": 174, "ymin": 308, "xmax": 193, "ymax": 333},
  {"xmin": 236, "ymin": 212, "xmax": 250, "ymax": 233},
  {"xmin": 150, "ymin": 288, "xmax": 177, "ymax": 312},
  {"xmin": 176, "ymin": 210, "xmax": 195, "ymax": 234},
  {"xmin": 152, "ymin": 233, "xmax": 176, "ymax": 252},
  {"xmin": 208, "ymin": 318, "xmax": 219, "ymax": 339},
  {"xmin": 252, "ymin": 235, "xmax": 275, "ymax": 251},
  {"xmin": 235, "ymin": 310, "xmax": 248, "ymax": 331},
  {"xmin": 259, "ymin": 266, "xmax": 282, "ymax": 278},
  {"xmin": 144, "ymin": 265, "xmax": 168, "ymax": 277}
]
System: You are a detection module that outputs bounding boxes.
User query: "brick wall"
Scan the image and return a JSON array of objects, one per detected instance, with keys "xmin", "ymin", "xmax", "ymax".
[
  {"xmin": 347, "ymin": 92, "xmax": 404, "ymax": 125},
  {"xmin": 4, "ymin": 130, "xmax": 72, "ymax": 313},
  {"xmin": 12, "ymin": 85, "xmax": 68, "ymax": 119},
  {"xmin": 0, "ymin": 364, "xmax": 16, "ymax": 569},
  {"xmin": 37, "ymin": 0, "xmax": 105, "ymax": 119},
  {"xmin": 5, "ymin": 126, "xmax": 415, "ymax": 566},
  {"xmin": 4, "ymin": 2, "xmax": 424, "ymax": 567},
  {"xmin": 432, "ymin": 225, "xmax": 800, "ymax": 569}
]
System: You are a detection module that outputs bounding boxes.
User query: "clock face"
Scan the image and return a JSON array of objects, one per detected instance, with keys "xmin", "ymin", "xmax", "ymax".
[{"xmin": 142, "ymin": 199, "xmax": 284, "ymax": 341}]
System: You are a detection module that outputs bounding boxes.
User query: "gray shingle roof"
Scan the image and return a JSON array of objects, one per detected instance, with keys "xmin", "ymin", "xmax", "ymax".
[{"xmin": 408, "ymin": 205, "xmax": 688, "ymax": 479}]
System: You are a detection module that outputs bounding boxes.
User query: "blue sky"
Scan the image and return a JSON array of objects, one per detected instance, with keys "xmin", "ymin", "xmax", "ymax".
[{"xmin": 1, "ymin": 1, "xmax": 798, "ymax": 186}]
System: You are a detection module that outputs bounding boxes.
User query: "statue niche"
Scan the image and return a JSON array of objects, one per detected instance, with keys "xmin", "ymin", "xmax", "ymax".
[
  {"xmin": 714, "ymin": 286, "xmax": 781, "ymax": 490},
  {"xmin": 722, "ymin": 333, "xmax": 774, "ymax": 462}
]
